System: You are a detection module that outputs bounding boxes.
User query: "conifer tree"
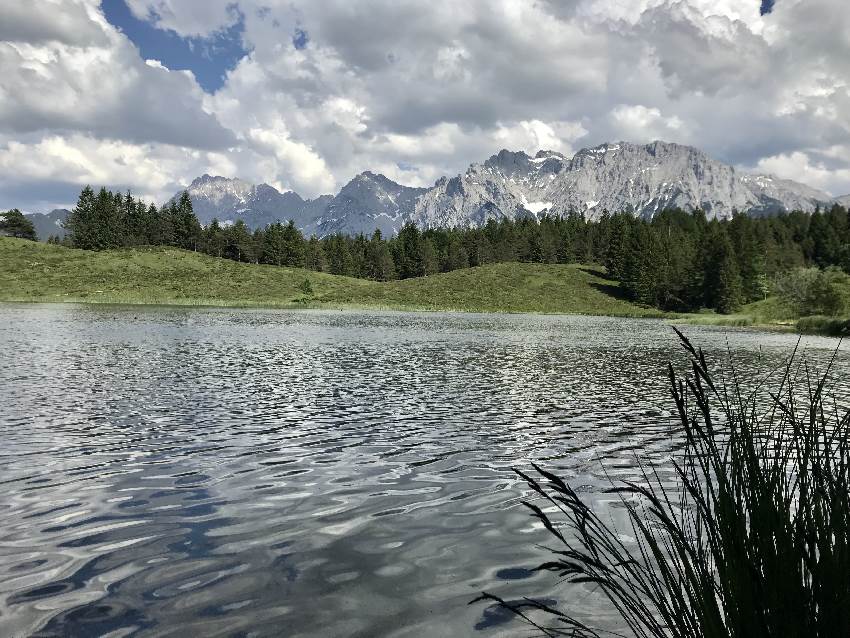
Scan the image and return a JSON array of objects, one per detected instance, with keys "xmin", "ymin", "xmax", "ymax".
[
  {"xmin": 173, "ymin": 191, "xmax": 202, "ymax": 250},
  {"xmin": 365, "ymin": 230, "xmax": 396, "ymax": 280},
  {"xmin": 304, "ymin": 236, "xmax": 326, "ymax": 271},
  {"xmin": 203, "ymin": 219, "xmax": 225, "ymax": 257},
  {"xmin": 280, "ymin": 220, "xmax": 305, "ymax": 266},
  {"xmin": 421, "ymin": 237, "xmax": 439, "ymax": 276},
  {"xmin": 224, "ymin": 220, "xmax": 254, "ymax": 262},
  {"xmin": 704, "ymin": 228, "xmax": 743, "ymax": 313},
  {"xmin": 0, "ymin": 209, "xmax": 37, "ymax": 240},
  {"xmin": 395, "ymin": 223, "xmax": 424, "ymax": 278},
  {"xmin": 64, "ymin": 185, "xmax": 97, "ymax": 249}
]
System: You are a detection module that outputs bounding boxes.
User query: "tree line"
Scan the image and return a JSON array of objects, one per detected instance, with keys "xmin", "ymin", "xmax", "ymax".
[{"xmin": 35, "ymin": 185, "xmax": 850, "ymax": 314}]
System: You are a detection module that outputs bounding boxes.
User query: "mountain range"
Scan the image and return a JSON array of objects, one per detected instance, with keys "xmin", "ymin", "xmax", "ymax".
[{"xmin": 26, "ymin": 141, "xmax": 849, "ymax": 239}]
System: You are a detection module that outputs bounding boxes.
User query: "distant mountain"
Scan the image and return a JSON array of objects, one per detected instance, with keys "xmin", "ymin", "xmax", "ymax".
[
  {"xmin": 24, "ymin": 141, "xmax": 844, "ymax": 241},
  {"xmin": 25, "ymin": 209, "xmax": 69, "ymax": 241},
  {"xmin": 174, "ymin": 174, "xmax": 331, "ymax": 230},
  {"xmin": 315, "ymin": 171, "xmax": 428, "ymax": 237},
  {"xmin": 837, "ymin": 194, "xmax": 850, "ymax": 207},
  {"xmin": 413, "ymin": 141, "xmax": 834, "ymax": 228},
  {"xmin": 172, "ymin": 141, "xmax": 837, "ymax": 236}
]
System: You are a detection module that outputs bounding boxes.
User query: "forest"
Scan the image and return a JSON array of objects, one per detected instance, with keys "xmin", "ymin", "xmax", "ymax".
[{"xmin": 41, "ymin": 185, "xmax": 850, "ymax": 314}]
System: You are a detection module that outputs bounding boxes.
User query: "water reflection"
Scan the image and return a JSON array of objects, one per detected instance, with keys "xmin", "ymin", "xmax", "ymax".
[{"xmin": 0, "ymin": 305, "xmax": 846, "ymax": 636}]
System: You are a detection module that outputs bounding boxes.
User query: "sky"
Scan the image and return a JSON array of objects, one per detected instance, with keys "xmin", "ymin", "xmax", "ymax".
[{"xmin": 1, "ymin": 0, "xmax": 849, "ymax": 213}]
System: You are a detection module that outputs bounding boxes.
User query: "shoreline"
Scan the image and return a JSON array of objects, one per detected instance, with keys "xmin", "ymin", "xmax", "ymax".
[
  {"xmin": 0, "ymin": 296, "xmax": 808, "ymax": 336},
  {"xmin": 1, "ymin": 238, "xmax": 844, "ymax": 337}
]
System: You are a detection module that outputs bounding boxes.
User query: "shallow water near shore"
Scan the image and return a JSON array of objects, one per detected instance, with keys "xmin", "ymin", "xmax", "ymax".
[{"xmin": 0, "ymin": 305, "xmax": 847, "ymax": 637}]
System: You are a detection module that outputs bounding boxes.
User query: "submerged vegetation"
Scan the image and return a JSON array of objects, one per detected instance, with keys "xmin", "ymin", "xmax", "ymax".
[{"xmin": 477, "ymin": 330, "xmax": 850, "ymax": 637}]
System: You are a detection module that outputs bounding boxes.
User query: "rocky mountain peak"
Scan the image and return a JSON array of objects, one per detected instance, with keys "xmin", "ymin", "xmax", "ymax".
[{"xmin": 160, "ymin": 140, "xmax": 840, "ymax": 238}]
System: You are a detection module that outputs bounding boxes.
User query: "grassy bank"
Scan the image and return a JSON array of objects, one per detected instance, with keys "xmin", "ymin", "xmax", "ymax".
[
  {"xmin": 3, "ymin": 238, "xmax": 848, "ymax": 334},
  {"xmin": 680, "ymin": 293, "xmax": 850, "ymax": 336},
  {"xmin": 0, "ymin": 237, "xmax": 662, "ymax": 316}
]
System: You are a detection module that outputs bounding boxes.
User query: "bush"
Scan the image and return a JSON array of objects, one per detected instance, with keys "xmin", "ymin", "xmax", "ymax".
[
  {"xmin": 298, "ymin": 278, "xmax": 314, "ymax": 295},
  {"xmin": 796, "ymin": 315, "xmax": 850, "ymax": 337},
  {"xmin": 475, "ymin": 328, "xmax": 850, "ymax": 637},
  {"xmin": 775, "ymin": 267, "xmax": 844, "ymax": 316}
]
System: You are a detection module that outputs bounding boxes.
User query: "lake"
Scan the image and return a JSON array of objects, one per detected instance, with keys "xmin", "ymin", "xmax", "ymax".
[{"xmin": 0, "ymin": 305, "xmax": 846, "ymax": 637}]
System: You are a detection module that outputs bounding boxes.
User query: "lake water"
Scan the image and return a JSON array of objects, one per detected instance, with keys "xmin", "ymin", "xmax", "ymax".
[{"xmin": 0, "ymin": 305, "xmax": 847, "ymax": 637}]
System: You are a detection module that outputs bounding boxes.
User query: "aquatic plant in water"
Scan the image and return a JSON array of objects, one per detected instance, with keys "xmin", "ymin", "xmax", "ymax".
[{"xmin": 475, "ymin": 328, "xmax": 850, "ymax": 637}]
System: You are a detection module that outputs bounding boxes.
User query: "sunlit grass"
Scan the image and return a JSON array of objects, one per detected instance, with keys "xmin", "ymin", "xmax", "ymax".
[{"xmin": 0, "ymin": 237, "xmax": 662, "ymax": 316}]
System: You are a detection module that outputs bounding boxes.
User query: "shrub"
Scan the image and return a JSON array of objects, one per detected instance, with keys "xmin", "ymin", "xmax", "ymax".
[
  {"xmin": 796, "ymin": 315, "xmax": 850, "ymax": 337},
  {"xmin": 775, "ymin": 267, "xmax": 844, "ymax": 316},
  {"xmin": 475, "ymin": 328, "xmax": 850, "ymax": 637}
]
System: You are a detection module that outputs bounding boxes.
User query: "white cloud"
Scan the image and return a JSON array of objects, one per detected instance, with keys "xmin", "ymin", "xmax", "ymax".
[
  {"xmin": 0, "ymin": 4, "xmax": 233, "ymax": 149},
  {"xmin": 2, "ymin": 0, "xmax": 850, "ymax": 210},
  {"xmin": 610, "ymin": 105, "xmax": 685, "ymax": 142},
  {"xmin": 754, "ymin": 150, "xmax": 850, "ymax": 197},
  {"xmin": 124, "ymin": 0, "xmax": 239, "ymax": 38}
]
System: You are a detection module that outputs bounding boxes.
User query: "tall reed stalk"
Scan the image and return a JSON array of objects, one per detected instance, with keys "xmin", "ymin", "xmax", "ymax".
[{"xmin": 476, "ymin": 329, "xmax": 850, "ymax": 637}]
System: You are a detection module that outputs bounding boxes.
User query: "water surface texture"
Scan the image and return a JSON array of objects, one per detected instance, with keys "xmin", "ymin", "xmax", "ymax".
[{"xmin": 1, "ymin": 306, "xmax": 847, "ymax": 637}]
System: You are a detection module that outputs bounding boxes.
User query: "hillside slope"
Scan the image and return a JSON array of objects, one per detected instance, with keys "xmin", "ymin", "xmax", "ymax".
[{"xmin": 0, "ymin": 238, "xmax": 659, "ymax": 316}]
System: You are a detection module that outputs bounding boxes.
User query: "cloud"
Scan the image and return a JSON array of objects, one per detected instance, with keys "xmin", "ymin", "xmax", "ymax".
[
  {"xmin": 0, "ymin": 133, "xmax": 237, "ymax": 202},
  {"xmin": 2, "ymin": 0, "xmax": 850, "ymax": 210},
  {"xmin": 754, "ymin": 149, "xmax": 850, "ymax": 196},
  {"xmin": 610, "ymin": 105, "xmax": 685, "ymax": 142},
  {"xmin": 0, "ymin": 0, "xmax": 108, "ymax": 46},
  {"xmin": 124, "ymin": 0, "xmax": 239, "ymax": 38}
]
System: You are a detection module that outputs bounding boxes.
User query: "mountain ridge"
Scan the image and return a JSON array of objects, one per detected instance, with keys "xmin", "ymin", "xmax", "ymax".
[{"xmin": 26, "ymin": 141, "xmax": 842, "ymax": 239}]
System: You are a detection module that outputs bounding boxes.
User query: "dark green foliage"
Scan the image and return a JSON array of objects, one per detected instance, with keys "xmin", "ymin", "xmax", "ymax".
[
  {"xmin": 298, "ymin": 278, "xmax": 313, "ymax": 295},
  {"xmin": 475, "ymin": 330, "xmax": 850, "ymax": 637},
  {"xmin": 365, "ymin": 230, "xmax": 395, "ymax": 280},
  {"xmin": 224, "ymin": 220, "xmax": 255, "ymax": 263},
  {"xmin": 0, "ymin": 209, "xmax": 37, "ymax": 241},
  {"xmin": 395, "ymin": 223, "xmax": 425, "ymax": 278},
  {"xmin": 796, "ymin": 316, "xmax": 850, "ymax": 336},
  {"xmin": 701, "ymin": 225, "xmax": 744, "ymax": 313},
  {"xmin": 776, "ymin": 268, "xmax": 846, "ymax": 317}
]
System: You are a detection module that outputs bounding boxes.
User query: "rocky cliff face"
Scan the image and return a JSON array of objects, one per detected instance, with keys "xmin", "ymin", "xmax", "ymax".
[
  {"xmin": 314, "ymin": 172, "xmax": 428, "ymax": 237},
  {"xmin": 412, "ymin": 141, "xmax": 834, "ymax": 228},
  {"xmin": 177, "ymin": 174, "xmax": 327, "ymax": 229}
]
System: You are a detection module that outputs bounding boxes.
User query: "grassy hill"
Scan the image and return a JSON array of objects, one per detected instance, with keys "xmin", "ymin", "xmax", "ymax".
[{"xmin": 0, "ymin": 237, "xmax": 663, "ymax": 316}]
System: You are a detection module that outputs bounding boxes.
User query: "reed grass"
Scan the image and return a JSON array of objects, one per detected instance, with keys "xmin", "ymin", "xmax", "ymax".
[{"xmin": 475, "ymin": 328, "xmax": 850, "ymax": 637}]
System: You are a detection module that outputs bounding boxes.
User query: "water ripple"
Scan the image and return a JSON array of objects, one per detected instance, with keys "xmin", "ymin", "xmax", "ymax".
[{"xmin": 0, "ymin": 306, "xmax": 846, "ymax": 637}]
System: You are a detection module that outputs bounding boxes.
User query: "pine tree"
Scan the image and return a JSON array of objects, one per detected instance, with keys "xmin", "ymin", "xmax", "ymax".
[
  {"xmin": 280, "ymin": 220, "xmax": 305, "ymax": 266},
  {"xmin": 304, "ymin": 236, "xmax": 326, "ymax": 271},
  {"xmin": 0, "ymin": 209, "xmax": 37, "ymax": 240},
  {"xmin": 605, "ymin": 214, "xmax": 632, "ymax": 280},
  {"xmin": 64, "ymin": 185, "xmax": 97, "ymax": 249},
  {"xmin": 325, "ymin": 234, "xmax": 354, "ymax": 275},
  {"xmin": 395, "ymin": 223, "xmax": 424, "ymax": 278},
  {"xmin": 224, "ymin": 220, "xmax": 254, "ymax": 262},
  {"xmin": 421, "ymin": 238, "xmax": 439, "ymax": 276},
  {"xmin": 261, "ymin": 222, "xmax": 286, "ymax": 265},
  {"xmin": 445, "ymin": 235, "xmax": 470, "ymax": 271},
  {"xmin": 704, "ymin": 228, "xmax": 743, "ymax": 314},
  {"xmin": 203, "ymin": 219, "xmax": 225, "ymax": 257},
  {"xmin": 92, "ymin": 187, "xmax": 123, "ymax": 249},
  {"xmin": 173, "ymin": 191, "xmax": 202, "ymax": 251},
  {"xmin": 365, "ymin": 230, "xmax": 396, "ymax": 280}
]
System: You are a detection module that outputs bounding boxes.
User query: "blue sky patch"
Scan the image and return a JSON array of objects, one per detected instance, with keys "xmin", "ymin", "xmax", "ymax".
[
  {"xmin": 101, "ymin": 0, "xmax": 248, "ymax": 93},
  {"xmin": 760, "ymin": 0, "xmax": 775, "ymax": 15},
  {"xmin": 293, "ymin": 27, "xmax": 309, "ymax": 50}
]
